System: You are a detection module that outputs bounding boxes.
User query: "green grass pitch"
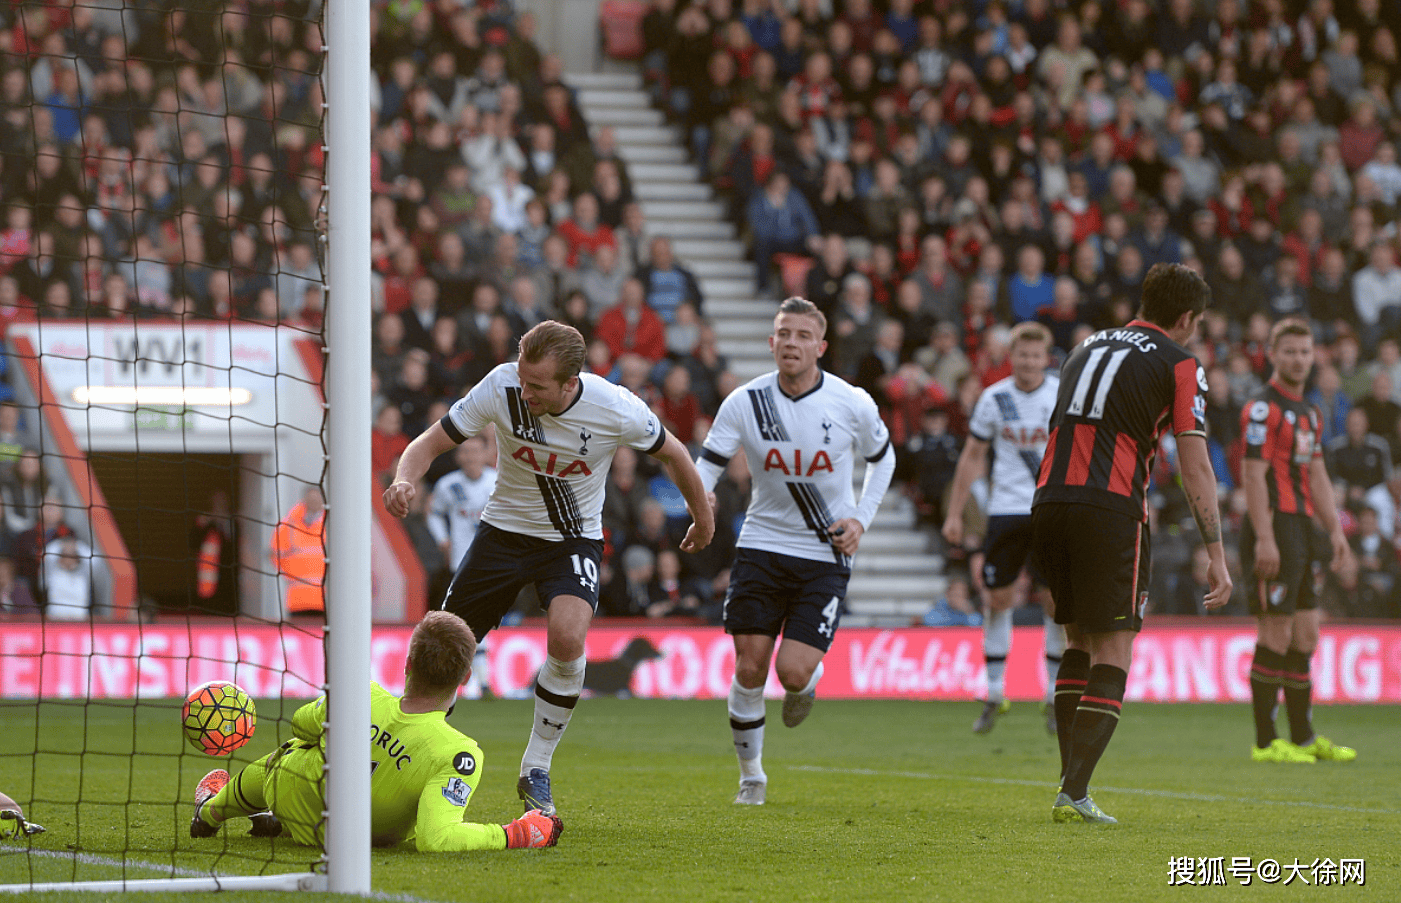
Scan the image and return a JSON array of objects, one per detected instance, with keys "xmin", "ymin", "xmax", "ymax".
[{"xmin": 2, "ymin": 697, "xmax": 1398, "ymax": 902}]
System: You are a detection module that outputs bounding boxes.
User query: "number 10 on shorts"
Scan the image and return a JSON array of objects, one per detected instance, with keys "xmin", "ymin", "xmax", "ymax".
[{"xmin": 569, "ymin": 553, "xmax": 599, "ymax": 593}]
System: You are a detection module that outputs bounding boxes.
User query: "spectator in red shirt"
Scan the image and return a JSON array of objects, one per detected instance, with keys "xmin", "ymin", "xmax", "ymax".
[
  {"xmin": 372, "ymin": 403, "xmax": 410, "ymax": 485},
  {"xmin": 1050, "ymin": 170, "xmax": 1103, "ymax": 246},
  {"xmin": 596, "ymin": 277, "xmax": 666, "ymax": 366},
  {"xmin": 555, "ymin": 192, "xmax": 616, "ymax": 268},
  {"xmin": 656, "ymin": 362, "xmax": 702, "ymax": 445}
]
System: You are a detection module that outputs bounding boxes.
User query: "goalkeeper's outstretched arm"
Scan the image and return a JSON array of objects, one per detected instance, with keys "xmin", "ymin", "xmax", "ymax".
[
  {"xmin": 291, "ymin": 695, "xmax": 328, "ymax": 743},
  {"xmin": 413, "ymin": 757, "xmax": 560, "ymax": 851}
]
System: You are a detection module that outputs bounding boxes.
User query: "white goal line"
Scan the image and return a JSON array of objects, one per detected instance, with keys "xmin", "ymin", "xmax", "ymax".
[{"xmin": 0, "ymin": 846, "xmax": 444, "ymax": 901}]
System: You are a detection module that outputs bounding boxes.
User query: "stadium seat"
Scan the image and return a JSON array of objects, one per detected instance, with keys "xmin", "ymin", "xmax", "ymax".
[
  {"xmin": 774, "ymin": 253, "xmax": 815, "ymax": 298},
  {"xmin": 600, "ymin": 0, "xmax": 647, "ymax": 60}
]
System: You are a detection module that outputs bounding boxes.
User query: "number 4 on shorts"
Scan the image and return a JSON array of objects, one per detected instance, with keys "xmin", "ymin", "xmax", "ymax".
[{"xmin": 818, "ymin": 596, "xmax": 840, "ymax": 637}]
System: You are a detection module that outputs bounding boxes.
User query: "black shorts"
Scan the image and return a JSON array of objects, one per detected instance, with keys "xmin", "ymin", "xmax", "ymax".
[
  {"xmin": 442, "ymin": 522, "xmax": 603, "ymax": 642},
  {"xmin": 1031, "ymin": 503, "xmax": 1149, "ymax": 633},
  {"xmin": 1242, "ymin": 512, "xmax": 1324, "ymax": 616},
  {"xmin": 724, "ymin": 548, "xmax": 851, "ymax": 653},
  {"xmin": 981, "ymin": 514, "xmax": 1042, "ymax": 590}
]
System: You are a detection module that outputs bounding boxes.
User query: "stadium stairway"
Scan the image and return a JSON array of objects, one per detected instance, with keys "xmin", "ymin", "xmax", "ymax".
[{"xmin": 568, "ymin": 70, "xmax": 944, "ymax": 625}]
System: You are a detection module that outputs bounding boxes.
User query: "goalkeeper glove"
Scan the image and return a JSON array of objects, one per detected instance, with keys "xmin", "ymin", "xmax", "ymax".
[
  {"xmin": 502, "ymin": 810, "xmax": 563, "ymax": 849},
  {"xmin": 0, "ymin": 810, "xmax": 45, "ymax": 840}
]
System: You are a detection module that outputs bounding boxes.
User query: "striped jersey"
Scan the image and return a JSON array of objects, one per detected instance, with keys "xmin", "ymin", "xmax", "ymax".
[
  {"xmin": 1033, "ymin": 319, "xmax": 1207, "ymax": 521},
  {"xmin": 440, "ymin": 364, "xmax": 664, "ymax": 541},
  {"xmin": 967, "ymin": 373, "xmax": 1060, "ymax": 516},
  {"xmin": 698, "ymin": 370, "xmax": 891, "ymax": 565},
  {"xmin": 1240, "ymin": 379, "xmax": 1321, "ymax": 517}
]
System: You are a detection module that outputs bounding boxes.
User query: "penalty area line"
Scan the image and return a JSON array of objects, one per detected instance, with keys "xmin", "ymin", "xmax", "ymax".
[{"xmin": 789, "ymin": 765, "xmax": 1401, "ymax": 815}]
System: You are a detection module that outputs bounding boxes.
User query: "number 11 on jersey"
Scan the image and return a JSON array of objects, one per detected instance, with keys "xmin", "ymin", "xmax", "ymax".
[{"xmin": 1067, "ymin": 347, "xmax": 1132, "ymax": 420}]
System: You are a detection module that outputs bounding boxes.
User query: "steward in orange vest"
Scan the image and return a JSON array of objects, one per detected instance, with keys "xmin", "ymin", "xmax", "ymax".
[{"xmin": 271, "ymin": 486, "xmax": 326, "ymax": 615}]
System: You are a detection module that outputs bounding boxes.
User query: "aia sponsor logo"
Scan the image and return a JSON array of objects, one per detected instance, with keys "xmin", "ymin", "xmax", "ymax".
[
  {"xmin": 763, "ymin": 448, "xmax": 834, "ymax": 476},
  {"xmin": 511, "ymin": 446, "xmax": 593, "ymax": 477}
]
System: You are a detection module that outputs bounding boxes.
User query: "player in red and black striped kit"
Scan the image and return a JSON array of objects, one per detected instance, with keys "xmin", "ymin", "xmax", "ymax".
[
  {"xmin": 1031, "ymin": 263, "xmax": 1232, "ymax": 824},
  {"xmin": 1240, "ymin": 318, "xmax": 1356, "ymax": 764}
]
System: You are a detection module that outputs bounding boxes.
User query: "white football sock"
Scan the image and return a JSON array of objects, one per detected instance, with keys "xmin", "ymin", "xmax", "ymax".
[
  {"xmin": 984, "ymin": 608, "xmax": 1012, "ymax": 703},
  {"xmin": 728, "ymin": 677, "xmax": 766, "ymax": 782},
  {"xmin": 1043, "ymin": 611, "xmax": 1066, "ymax": 706},
  {"xmin": 520, "ymin": 654, "xmax": 586, "ymax": 775},
  {"xmin": 791, "ymin": 661, "xmax": 824, "ymax": 697}
]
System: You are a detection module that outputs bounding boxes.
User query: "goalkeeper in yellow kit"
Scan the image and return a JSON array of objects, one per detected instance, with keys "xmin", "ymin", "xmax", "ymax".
[{"xmin": 189, "ymin": 611, "xmax": 562, "ymax": 851}]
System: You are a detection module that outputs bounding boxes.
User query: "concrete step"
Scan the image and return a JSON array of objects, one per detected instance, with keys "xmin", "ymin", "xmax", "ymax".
[
  {"xmin": 688, "ymin": 258, "xmax": 752, "ymax": 279},
  {"xmin": 582, "ymin": 106, "xmax": 665, "ymax": 127},
  {"xmin": 640, "ymin": 199, "xmax": 726, "ymax": 220},
  {"xmin": 634, "ymin": 181, "xmax": 711, "ymax": 201},
  {"xmin": 577, "ymin": 89, "xmax": 651, "ymax": 109},
  {"xmin": 870, "ymin": 507, "xmax": 917, "ymax": 530},
  {"xmin": 631, "ymin": 162, "xmax": 700, "ymax": 181},
  {"xmin": 712, "ymin": 319, "xmax": 767, "ymax": 341},
  {"xmin": 846, "ymin": 573, "xmax": 944, "ymax": 600},
  {"xmin": 671, "ymin": 237, "xmax": 745, "ymax": 260},
  {"xmin": 860, "ymin": 530, "xmax": 933, "ymax": 554},
  {"xmin": 648, "ymin": 219, "xmax": 735, "ymax": 240},
  {"xmin": 850, "ymin": 553, "xmax": 941, "ymax": 576},
  {"xmin": 567, "ymin": 72, "xmax": 642, "ymax": 91},
  {"xmin": 697, "ymin": 280, "xmax": 756, "ymax": 301},
  {"xmin": 844, "ymin": 597, "xmax": 937, "ymax": 619},
  {"xmin": 704, "ymin": 298, "xmax": 768, "ymax": 317},
  {"xmin": 620, "ymin": 144, "xmax": 689, "ymax": 164},
  {"xmin": 610, "ymin": 124, "xmax": 684, "ymax": 146}
]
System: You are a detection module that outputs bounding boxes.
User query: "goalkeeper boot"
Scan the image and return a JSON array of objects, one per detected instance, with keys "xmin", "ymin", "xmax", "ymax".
[
  {"xmin": 734, "ymin": 779, "xmax": 767, "ymax": 806},
  {"xmin": 190, "ymin": 769, "xmax": 229, "ymax": 838},
  {"xmin": 249, "ymin": 812, "xmax": 284, "ymax": 837},
  {"xmin": 782, "ymin": 689, "xmax": 816, "ymax": 728},
  {"xmin": 972, "ymin": 699, "xmax": 1008, "ymax": 734},
  {"xmin": 1251, "ymin": 738, "xmax": 1316, "ymax": 763},
  {"xmin": 517, "ymin": 768, "xmax": 555, "ymax": 816},
  {"xmin": 1300, "ymin": 735, "xmax": 1357, "ymax": 762},
  {"xmin": 1052, "ymin": 792, "xmax": 1117, "ymax": 824}
]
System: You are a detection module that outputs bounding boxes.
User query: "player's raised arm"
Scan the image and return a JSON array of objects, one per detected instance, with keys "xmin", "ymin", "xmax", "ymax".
[
  {"xmin": 385, "ymin": 421, "xmax": 460, "ymax": 517},
  {"xmin": 651, "ymin": 429, "xmax": 715, "ymax": 552},
  {"xmin": 1176, "ymin": 433, "xmax": 1232, "ymax": 609}
]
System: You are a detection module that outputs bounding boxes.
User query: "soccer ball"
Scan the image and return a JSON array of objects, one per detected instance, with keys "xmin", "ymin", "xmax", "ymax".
[{"xmin": 182, "ymin": 681, "xmax": 256, "ymax": 756}]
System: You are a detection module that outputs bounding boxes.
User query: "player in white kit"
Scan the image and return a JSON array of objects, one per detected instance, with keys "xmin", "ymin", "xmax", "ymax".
[
  {"xmin": 696, "ymin": 298, "xmax": 895, "ymax": 805},
  {"xmin": 385, "ymin": 321, "xmax": 714, "ymax": 816},
  {"xmin": 428, "ymin": 435, "xmax": 498, "ymax": 568},
  {"xmin": 942, "ymin": 322, "xmax": 1065, "ymax": 735}
]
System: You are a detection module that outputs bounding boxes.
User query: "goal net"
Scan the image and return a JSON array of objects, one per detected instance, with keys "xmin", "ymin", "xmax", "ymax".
[{"xmin": 0, "ymin": 0, "xmax": 366, "ymax": 891}]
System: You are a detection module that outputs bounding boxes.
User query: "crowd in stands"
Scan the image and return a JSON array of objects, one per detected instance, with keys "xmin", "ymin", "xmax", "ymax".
[
  {"xmin": 4, "ymin": 0, "xmax": 1401, "ymax": 621},
  {"xmin": 0, "ymin": 0, "xmax": 739, "ymax": 621},
  {"xmin": 643, "ymin": 0, "xmax": 1401, "ymax": 620}
]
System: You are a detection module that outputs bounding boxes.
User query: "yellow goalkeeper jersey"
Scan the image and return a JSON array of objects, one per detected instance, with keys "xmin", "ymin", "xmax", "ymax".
[{"xmin": 287, "ymin": 682, "xmax": 506, "ymax": 851}]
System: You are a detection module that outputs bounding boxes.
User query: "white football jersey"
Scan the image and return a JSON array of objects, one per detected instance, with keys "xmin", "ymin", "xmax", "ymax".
[
  {"xmin": 967, "ymin": 373, "xmax": 1059, "ymax": 516},
  {"xmin": 441, "ymin": 364, "xmax": 664, "ymax": 540},
  {"xmin": 428, "ymin": 466, "xmax": 498, "ymax": 567},
  {"xmin": 699, "ymin": 371, "xmax": 891, "ymax": 565}
]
